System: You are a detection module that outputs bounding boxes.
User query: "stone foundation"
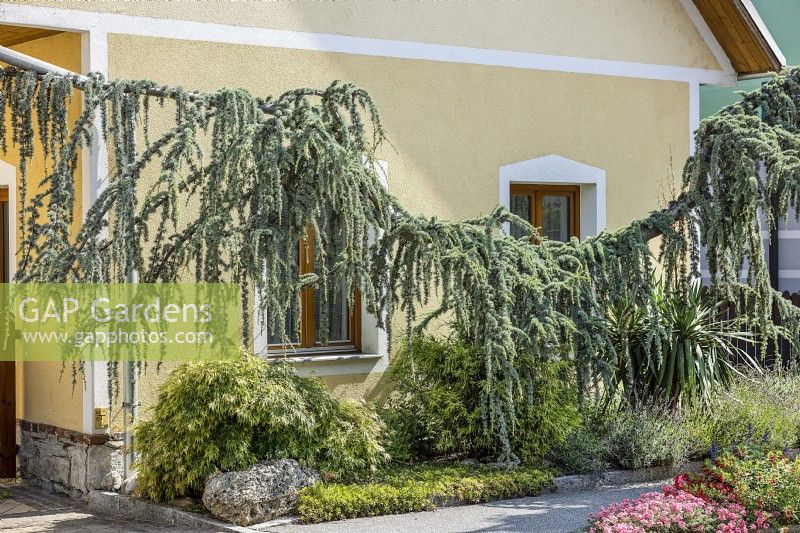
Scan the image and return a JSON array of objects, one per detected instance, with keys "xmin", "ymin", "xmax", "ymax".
[{"xmin": 18, "ymin": 419, "xmax": 125, "ymax": 500}]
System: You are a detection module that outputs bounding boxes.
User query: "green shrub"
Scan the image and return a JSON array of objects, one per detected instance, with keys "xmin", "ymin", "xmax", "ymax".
[
  {"xmin": 682, "ymin": 373, "xmax": 800, "ymax": 456},
  {"xmin": 678, "ymin": 444, "xmax": 800, "ymax": 527},
  {"xmin": 550, "ymin": 424, "xmax": 609, "ymax": 474},
  {"xmin": 380, "ymin": 335, "xmax": 579, "ymax": 463},
  {"xmin": 296, "ymin": 464, "xmax": 554, "ymax": 523},
  {"xmin": 134, "ymin": 351, "xmax": 387, "ymax": 501},
  {"xmin": 603, "ymin": 404, "xmax": 688, "ymax": 470}
]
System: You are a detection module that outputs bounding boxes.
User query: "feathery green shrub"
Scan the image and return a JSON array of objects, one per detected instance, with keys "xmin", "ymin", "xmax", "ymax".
[
  {"xmin": 380, "ymin": 335, "xmax": 579, "ymax": 464},
  {"xmin": 134, "ymin": 351, "xmax": 387, "ymax": 501}
]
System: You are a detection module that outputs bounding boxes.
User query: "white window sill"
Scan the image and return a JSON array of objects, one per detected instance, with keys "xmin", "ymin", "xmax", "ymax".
[
  {"xmin": 269, "ymin": 353, "xmax": 384, "ymax": 364},
  {"xmin": 263, "ymin": 352, "xmax": 388, "ymax": 376}
]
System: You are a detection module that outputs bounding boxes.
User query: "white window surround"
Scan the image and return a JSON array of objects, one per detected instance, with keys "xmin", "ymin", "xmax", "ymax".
[
  {"xmin": 252, "ymin": 160, "xmax": 389, "ymax": 377},
  {"xmin": 499, "ymin": 154, "xmax": 606, "ymax": 240},
  {"xmin": 0, "ymin": 160, "xmax": 17, "ymax": 282}
]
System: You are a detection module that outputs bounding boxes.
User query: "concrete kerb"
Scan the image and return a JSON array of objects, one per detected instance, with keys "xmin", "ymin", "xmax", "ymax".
[
  {"xmin": 87, "ymin": 490, "xmax": 277, "ymax": 532},
  {"xmin": 552, "ymin": 460, "xmax": 704, "ymax": 493},
  {"xmin": 86, "ymin": 461, "xmax": 707, "ymax": 531}
]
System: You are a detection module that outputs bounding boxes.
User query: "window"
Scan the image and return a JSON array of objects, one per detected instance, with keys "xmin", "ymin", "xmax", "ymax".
[
  {"xmin": 254, "ymin": 159, "xmax": 389, "ymax": 363},
  {"xmin": 267, "ymin": 227, "xmax": 361, "ymax": 354},
  {"xmin": 509, "ymin": 184, "xmax": 580, "ymax": 241}
]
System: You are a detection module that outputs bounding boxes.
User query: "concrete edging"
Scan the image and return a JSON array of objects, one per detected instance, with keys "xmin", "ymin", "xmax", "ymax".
[
  {"xmin": 87, "ymin": 490, "xmax": 283, "ymax": 532},
  {"xmin": 552, "ymin": 460, "xmax": 704, "ymax": 493}
]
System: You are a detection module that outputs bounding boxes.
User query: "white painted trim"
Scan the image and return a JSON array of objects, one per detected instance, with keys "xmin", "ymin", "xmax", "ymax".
[
  {"xmin": 79, "ymin": 29, "xmax": 110, "ymax": 435},
  {"xmin": 252, "ymin": 160, "xmax": 389, "ymax": 376},
  {"xmin": 778, "ymin": 230, "xmax": 800, "ymax": 239},
  {"xmin": 280, "ymin": 353, "xmax": 388, "ymax": 378},
  {"xmin": 0, "ymin": 3, "xmax": 736, "ymax": 86},
  {"xmin": 499, "ymin": 155, "xmax": 606, "ymax": 239},
  {"xmin": 0, "ymin": 160, "xmax": 17, "ymax": 283},
  {"xmin": 688, "ymin": 80, "xmax": 700, "ymax": 154},
  {"xmin": 678, "ymin": 0, "xmax": 737, "ymax": 79},
  {"xmin": 740, "ymin": 0, "xmax": 786, "ymax": 68}
]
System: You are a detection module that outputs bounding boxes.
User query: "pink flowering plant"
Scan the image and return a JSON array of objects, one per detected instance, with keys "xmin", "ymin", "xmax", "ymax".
[
  {"xmin": 677, "ymin": 443, "xmax": 800, "ymax": 527},
  {"xmin": 587, "ymin": 485, "xmax": 767, "ymax": 532},
  {"xmin": 589, "ymin": 442, "xmax": 800, "ymax": 532}
]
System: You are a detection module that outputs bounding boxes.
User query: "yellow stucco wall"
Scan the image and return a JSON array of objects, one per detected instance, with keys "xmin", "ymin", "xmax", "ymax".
[
  {"xmin": 103, "ymin": 33, "xmax": 689, "ymax": 411},
  {"xmin": 16, "ymin": 0, "xmax": 721, "ymax": 70},
  {"xmin": 1, "ymin": 31, "xmax": 85, "ymax": 432},
  {"xmin": 4, "ymin": 0, "xmax": 708, "ymax": 428},
  {"xmin": 109, "ymin": 34, "xmax": 688, "ymax": 230}
]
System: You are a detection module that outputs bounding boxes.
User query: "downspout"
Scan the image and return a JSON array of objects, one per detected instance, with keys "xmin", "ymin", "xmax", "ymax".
[{"xmin": 122, "ymin": 269, "xmax": 139, "ymax": 479}]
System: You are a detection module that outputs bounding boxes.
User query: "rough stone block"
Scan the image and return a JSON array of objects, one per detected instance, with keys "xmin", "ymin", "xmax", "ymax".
[
  {"xmin": 36, "ymin": 456, "xmax": 71, "ymax": 486},
  {"xmin": 68, "ymin": 444, "xmax": 88, "ymax": 493},
  {"xmin": 18, "ymin": 432, "xmax": 36, "ymax": 459},
  {"xmin": 100, "ymin": 471, "xmax": 122, "ymax": 491},
  {"xmin": 203, "ymin": 459, "xmax": 320, "ymax": 526},
  {"xmin": 35, "ymin": 438, "xmax": 70, "ymax": 460},
  {"xmin": 87, "ymin": 443, "xmax": 123, "ymax": 490}
]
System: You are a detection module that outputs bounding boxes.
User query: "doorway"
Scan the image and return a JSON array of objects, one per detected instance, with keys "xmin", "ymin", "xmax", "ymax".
[{"xmin": 0, "ymin": 187, "xmax": 14, "ymax": 477}]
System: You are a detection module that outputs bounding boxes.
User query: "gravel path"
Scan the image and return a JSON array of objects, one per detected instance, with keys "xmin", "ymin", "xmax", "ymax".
[{"xmin": 267, "ymin": 481, "xmax": 667, "ymax": 533}]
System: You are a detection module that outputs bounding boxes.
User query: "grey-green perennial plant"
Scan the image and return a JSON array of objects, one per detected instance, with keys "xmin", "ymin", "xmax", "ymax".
[{"xmin": 2, "ymin": 65, "xmax": 800, "ymax": 463}]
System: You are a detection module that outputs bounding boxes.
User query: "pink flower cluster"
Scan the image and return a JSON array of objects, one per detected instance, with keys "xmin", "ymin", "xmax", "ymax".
[{"xmin": 588, "ymin": 486, "xmax": 770, "ymax": 533}]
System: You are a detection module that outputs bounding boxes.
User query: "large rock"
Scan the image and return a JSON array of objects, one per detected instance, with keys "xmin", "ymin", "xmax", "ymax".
[{"xmin": 202, "ymin": 459, "xmax": 319, "ymax": 526}]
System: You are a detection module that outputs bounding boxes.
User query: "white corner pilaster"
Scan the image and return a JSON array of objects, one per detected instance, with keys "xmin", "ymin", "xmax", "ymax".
[{"xmin": 81, "ymin": 29, "xmax": 110, "ymax": 435}]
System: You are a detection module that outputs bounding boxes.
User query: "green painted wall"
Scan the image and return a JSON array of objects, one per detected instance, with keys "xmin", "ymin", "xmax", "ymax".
[{"xmin": 700, "ymin": 0, "xmax": 800, "ymax": 118}]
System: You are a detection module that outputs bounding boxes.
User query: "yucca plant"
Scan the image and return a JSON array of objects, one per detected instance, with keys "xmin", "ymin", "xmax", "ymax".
[
  {"xmin": 608, "ymin": 279, "xmax": 759, "ymax": 408},
  {"xmin": 607, "ymin": 298, "xmax": 654, "ymax": 407}
]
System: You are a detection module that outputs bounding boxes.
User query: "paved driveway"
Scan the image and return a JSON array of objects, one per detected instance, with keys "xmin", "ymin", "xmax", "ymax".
[
  {"xmin": 0, "ymin": 480, "xmax": 210, "ymax": 533},
  {"xmin": 269, "ymin": 481, "xmax": 666, "ymax": 533}
]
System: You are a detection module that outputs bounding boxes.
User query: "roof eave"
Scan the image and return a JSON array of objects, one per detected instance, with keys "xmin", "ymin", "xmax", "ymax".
[{"xmin": 736, "ymin": 0, "xmax": 785, "ymax": 76}]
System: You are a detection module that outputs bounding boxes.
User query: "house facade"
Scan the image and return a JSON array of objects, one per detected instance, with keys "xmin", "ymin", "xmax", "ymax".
[{"xmin": 0, "ymin": 0, "xmax": 785, "ymax": 496}]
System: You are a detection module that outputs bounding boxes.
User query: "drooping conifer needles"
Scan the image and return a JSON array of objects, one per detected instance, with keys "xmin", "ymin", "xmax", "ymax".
[{"xmin": 2, "ymin": 65, "xmax": 799, "ymax": 463}]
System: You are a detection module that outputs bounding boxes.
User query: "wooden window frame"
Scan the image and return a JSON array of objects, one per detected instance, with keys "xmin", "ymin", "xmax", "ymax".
[
  {"xmin": 0, "ymin": 188, "xmax": 6, "ymax": 283},
  {"xmin": 510, "ymin": 183, "xmax": 580, "ymax": 239},
  {"xmin": 267, "ymin": 227, "xmax": 361, "ymax": 355},
  {"xmin": 0, "ymin": 186, "xmax": 12, "ymax": 478}
]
